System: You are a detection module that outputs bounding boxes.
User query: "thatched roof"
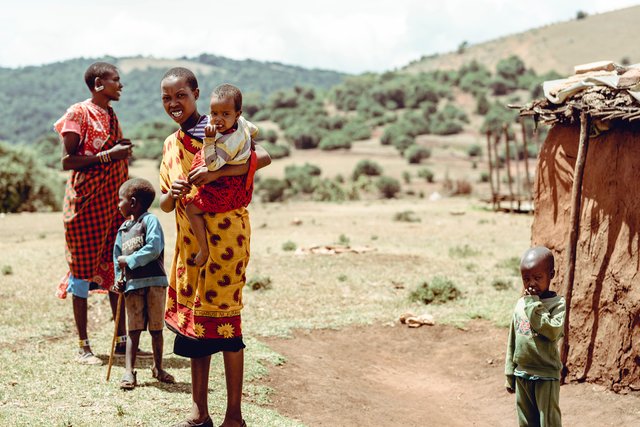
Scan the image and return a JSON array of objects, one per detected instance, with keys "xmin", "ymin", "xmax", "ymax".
[{"xmin": 513, "ymin": 61, "xmax": 640, "ymax": 125}]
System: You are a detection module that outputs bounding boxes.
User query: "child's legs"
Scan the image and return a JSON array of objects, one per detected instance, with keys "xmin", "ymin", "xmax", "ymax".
[
  {"xmin": 125, "ymin": 329, "xmax": 142, "ymax": 373},
  {"xmin": 534, "ymin": 380, "xmax": 561, "ymax": 427},
  {"xmin": 222, "ymin": 349, "xmax": 244, "ymax": 422},
  {"xmin": 147, "ymin": 286, "xmax": 167, "ymax": 370},
  {"xmin": 124, "ymin": 289, "xmax": 146, "ymax": 373},
  {"xmin": 190, "ymin": 355, "xmax": 212, "ymax": 421},
  {"xmin": 515, "ymin": 376, "xmax": 539, "ymax": 426},
  {"xmin": 185, "ymin": 203, "xmax": 209, "ymax": 255}
]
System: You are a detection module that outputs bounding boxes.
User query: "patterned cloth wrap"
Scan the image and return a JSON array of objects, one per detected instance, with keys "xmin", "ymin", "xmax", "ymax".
[
  {"xmin": 189, "ymin": 116, "xmax": 258, "ymax": 212},
  {"xmin": 54, "ymin": 100, "xmax": 128, "ymax": 298},
  {"xmin": 160, "ymin": 126, "xmax": 254, "ymax": 340}
]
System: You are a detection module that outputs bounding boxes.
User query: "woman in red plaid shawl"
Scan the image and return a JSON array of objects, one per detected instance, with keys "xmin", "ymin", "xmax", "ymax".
[{"xmin": 54, "ymin": 62, "xmax": 133, "ymax": 365}]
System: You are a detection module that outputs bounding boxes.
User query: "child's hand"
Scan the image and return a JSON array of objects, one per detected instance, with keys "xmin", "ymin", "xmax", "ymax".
[
  {"xmin": 204, "ymin": 123, "xmax": 218, "ymax": 138},
  {"xmin": 117, "ymin": 256, "xmax": 128, "ymax": 270},
  {"xmin": 524, "ymin": 285, "xmax": 540, "ymax": 296},
  {"xmin": 189, "ymin": 166, "xmax": 218, "ymax": 186}
]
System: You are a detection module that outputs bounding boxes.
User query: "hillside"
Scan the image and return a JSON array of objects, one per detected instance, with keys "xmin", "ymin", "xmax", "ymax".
[
  {"xmin": 0, "ymin": 55, "xmax": 346, "ymax": 144},
  {"xmin": 404, "ymin": 5, "xmax": 640, "ymax": 75}
]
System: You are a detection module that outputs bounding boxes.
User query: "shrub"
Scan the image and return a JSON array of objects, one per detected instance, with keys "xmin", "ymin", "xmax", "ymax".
[
  {"xmin": 0, "ymin": 142, "xmax": 63, "ymax": 212},
  {"xmin": 402, "ymin": 171, "xmax": 411, "ymax": 184},
  {"xmin": 448, "ymin": 244, "xmax": 480, "ymax": 258},
  {"xmin": 312, "ymin": 178, "xmax": 347, "ymax": 202},
  {"xmin": 409, "ymin": 276, "xmax": 462, "ymax": 305},
  {"xmin": 376, "ymin": 176, "xmax": 401, "ymax": 198},
  {"xmin": 393, "ymin": 134, "xmax": 415, "ymax": 155},
  {"xmin": 259, "ymin": 141, "xmax": 290, "ymax": 159},
  {"xmin": 405, "ymin": 145, "xmax": 432, "ymax": 164},
  {"xmin": 2, "ymin": 265, "xmax": 13, "ymax": 275},
  {"xmin": 284, "ymin": 124, "xmax": 325, "ymax": 149},
  {"xmin": 247, "ymin": 275, "xmax": 272, "ymax": 291},
  {"xmin": 319, "ymin": 132, "xmax": 352, "ymax": 150},
  {"xmin": 479, "ymin": 171, "xmax": 490, "ymax": 183},
  {"xmin": 337, "ymin": 234, "xmax": 350, "ymax": 245},
  {"xmin": 431, "ymin": 119, "xmax": 464, "ymax": 135},
  {"xmin": 257, "ymin": 178, "xmax": 288, "ymax": 202},
  {"xmin": 393, "ymin": 210, "xmax": 421, "ymax": 222},
  {"xmin": 475, "ymin": 92, "xmax": 491, "ymax": 115},
  {"xmin": 467, "ymin": 144, "xmax": 482, "ymax": 158},
  {"xmin": 342, "ymin": 117, "xmax": 372, "ymax": 141},
  {"xmin": 492, "ymin": 278, "xmax": 513, "ymax": 291},
  {"xmin": 496, "ymin": 256, "xmax": 521, "ymax": 276},
  {"xmin": 261, "ymin": 129, "xmax": 278, "ymax": 143},
  {"xmin": 282, "ymin": 241, "xmax": 297, "ymax": 251},
  {"xmin": 443, "ymin": 178, "xmax": 473, "ymax": 196},
  {"xmin": 417, "ymin": 167, "xmax": 435, "ymax": 183},
  {"xmin": 352, "ymin": 159, "xmax": 383, "ymax": 181}
]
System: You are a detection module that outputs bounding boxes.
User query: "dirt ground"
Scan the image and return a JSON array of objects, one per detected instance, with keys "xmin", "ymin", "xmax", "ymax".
[{"xmin": 260, "ymin": 321, "xmax": 640, "ymax": 427}]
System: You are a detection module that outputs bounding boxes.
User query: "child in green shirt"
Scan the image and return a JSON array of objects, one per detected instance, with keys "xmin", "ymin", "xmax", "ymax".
[{"xmin": 505, "ymin": 246, "xmax": 565, "ymax": 426}]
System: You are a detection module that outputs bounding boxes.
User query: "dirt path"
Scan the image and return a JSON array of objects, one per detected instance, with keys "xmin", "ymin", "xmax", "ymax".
[{"xmin": 260, "ymin": 321, "xmax": 640, "ymax": 426}]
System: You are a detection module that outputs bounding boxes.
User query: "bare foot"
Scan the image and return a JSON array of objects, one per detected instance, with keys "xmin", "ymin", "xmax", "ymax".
[{"xmin": 194, "ymin": 250, "xmax": 209, "ymax": 267}]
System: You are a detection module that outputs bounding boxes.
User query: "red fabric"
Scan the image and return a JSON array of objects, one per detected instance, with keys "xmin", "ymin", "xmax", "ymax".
[
  {"xmin": 56, "ymin": 106, "xmax": 127, "ymax": 298},
  {"xmin": 189, "ymin": 147, "xmax": 256, "ymax": 213}
]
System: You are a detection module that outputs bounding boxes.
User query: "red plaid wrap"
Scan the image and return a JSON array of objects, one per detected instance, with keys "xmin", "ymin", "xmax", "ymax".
[{"xmin": 56, "ymin": 107, "xmax": 128, "ymax": 298}]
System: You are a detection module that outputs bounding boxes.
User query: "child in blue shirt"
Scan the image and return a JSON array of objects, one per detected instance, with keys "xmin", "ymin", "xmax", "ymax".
[{"xmin": 114, "ymin": 178, "xmax": 174, "ymax": 389}]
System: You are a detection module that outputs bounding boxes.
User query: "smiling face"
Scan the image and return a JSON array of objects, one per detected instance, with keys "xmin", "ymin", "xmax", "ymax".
[
  {"xmin": 161, "ymin": 75, "xmax": 199, "ymax": 126},
  {"xmin": 209, "ymin": 95, "xmax": 241, "ymax": 133},
  {"xmin": 97, "ymin": 69, "xmax": 123, "ymax": 101}
]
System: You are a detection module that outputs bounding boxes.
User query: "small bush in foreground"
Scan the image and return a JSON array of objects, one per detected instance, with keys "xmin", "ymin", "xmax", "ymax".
[
  {"xmin": 376, "ymin": 176, "xmax": 401, "ymax": 198},
  {"xmin": 492, "ymin": 278, "xmax": 513, "ymax": 291},
  {"xmin": 393, "ymin": 210, "xmax": 421, "ymax": 223},
  {"xmin": 282, "ymin": 241, "xmax": 297, "ymax": 251},
  {"xmin": 247, "ymin": 275, "xmax": 273, "ymax": 291},
  {"xmin": 410, "ymin": 276, "xmax": 462, "ymax": 305}
]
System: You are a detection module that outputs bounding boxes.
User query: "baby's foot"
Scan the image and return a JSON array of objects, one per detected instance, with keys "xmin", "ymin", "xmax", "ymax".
[{"xmin": 194, "ymin": 250, "xmax": 209, "ymax": 267}]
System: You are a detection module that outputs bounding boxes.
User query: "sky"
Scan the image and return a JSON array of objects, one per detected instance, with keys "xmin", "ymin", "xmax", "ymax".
[{"xmin": 2, "ymin": 0, "xmax": 639, "ymax": 74}]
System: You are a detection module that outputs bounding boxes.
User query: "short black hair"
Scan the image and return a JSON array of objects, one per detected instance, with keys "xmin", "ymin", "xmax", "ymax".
[
  {"xmin": 120, "ymin": 178, "xmax": 156, "ymax": 212},
  {"xmin": 212, "ymin": 83, "xmax": 243, "ymax": 111},
  {"xmin": 84, "ymin": 62, "xmax": 118, "ymax": 91},
  {"xmin": 162, "ymin": 67, "xmax": 199, "ymax": 91}
]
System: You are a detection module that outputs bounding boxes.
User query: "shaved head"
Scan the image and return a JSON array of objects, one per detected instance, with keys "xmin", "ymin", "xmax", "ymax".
[{"xmin": 521, "ymin": 246, "xmax": 554, "ymax": 274}]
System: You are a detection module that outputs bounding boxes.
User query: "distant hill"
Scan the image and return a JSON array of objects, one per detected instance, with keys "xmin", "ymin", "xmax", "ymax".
[
  {"xmin": 403, "ymin": 6, "xmax": 640, "ymax": 75},
  {"xmin": 0, "ymin": 55, "xmax": 346, "ymax": 144}
]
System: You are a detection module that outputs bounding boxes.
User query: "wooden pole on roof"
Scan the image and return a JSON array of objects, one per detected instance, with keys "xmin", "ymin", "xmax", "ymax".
[
  {"xmin": 514, "ymin": 129, "xmax": 522, "ymax": 211},
  {"xmin": 486, "ymin": 131, "xmax": 496, "ymax": 210},
  {"xmin": 560, "ymin": 110, "xmax": 591, "ymax": 384},
  {"xmin": 503, "ymin": 124, "xmax": 514, "ymax": 212},
  {"xmin": 521, "ymin": 118, "xmax": 532, "ymax": 205}
]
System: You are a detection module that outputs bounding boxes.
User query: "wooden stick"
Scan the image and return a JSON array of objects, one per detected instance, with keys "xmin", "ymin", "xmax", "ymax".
[
  {"xmin": 106, "ymin": 291, "xmax": 124, "ymax": 382},
  {"xmin": 521, "ymin": 118, "xmax": 532, "ymax": 205},
  {"xmin": 503, "ymin": 124, "xmax": 514, "ymax": 212},
  {"xmin": 493, "ymin": 133, "xmax": 501, "ymax": 210},
  {"xmin": 560, "ymin": 111, "xmax": 591, "ymax": 384},
  {"xmin": 486, "ymin": 131, "xmax": 496, "ymax": 210}
]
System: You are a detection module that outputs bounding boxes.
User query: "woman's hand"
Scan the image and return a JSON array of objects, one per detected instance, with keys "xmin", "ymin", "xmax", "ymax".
[
  {"xmin": 189, "ymin": 166, "xmax": 220, "ymax": 187},
  {"xmin": 169, "ymin": 179, "xmax": 191, "ymax": 199},
  {"xmin": 108, "ymin": 139, "xmax": 133, "ymax": 160}
]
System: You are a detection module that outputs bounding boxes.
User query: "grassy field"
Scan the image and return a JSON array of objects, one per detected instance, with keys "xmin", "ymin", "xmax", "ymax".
[{"xmin": 0, "ymin": 189, "xmax": 531, "ymax": 425}]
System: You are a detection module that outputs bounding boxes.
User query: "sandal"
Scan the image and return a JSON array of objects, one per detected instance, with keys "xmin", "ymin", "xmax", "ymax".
[
  {"xmin": 120, "ymin": 371, "xmax": 137, "ymax": 390},
  {"xmin": 172, "ymin": 416, "xmax": 213, "ymax": 427},
  {"xmin": 151, "ymin": 367, "xmax": 175, "ymax": 384},
  {"xmin": 217, "ymin": 420, "xmax": 246, "ymax": 427},
  {"xmin": 75, "ymin": 351, "xmax": 102, "ymax": 365}
]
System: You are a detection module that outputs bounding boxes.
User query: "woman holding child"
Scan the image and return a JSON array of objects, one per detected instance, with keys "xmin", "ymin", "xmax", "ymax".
[{"xmin": 159, "ymin": 67, "xmax": 270, "ymax": 427}]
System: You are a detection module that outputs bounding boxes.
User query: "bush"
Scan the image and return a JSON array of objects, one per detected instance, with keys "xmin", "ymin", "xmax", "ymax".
[
  {"xmin": 393, "ymin": 210, "xmax": 420, "ymax": 222},
  {"xmin": 442, "ymin": 177, "xmax": 473, "ymax": 196},
  {"xmin": 259, "ymin": 141, "xmax": 290, "ymax": 159},
  {"xmin": 479, "ymin": 171, "xmax": 490, "ymax": 183},
  {"xmin": 257, "ymin": 178, "xmax": 288, "ymax": 202},
  {"xmin": 402, "ymin": 171, "xmax": 411, "ymax": 184},
  {"xmin": 247, "ymin": 275, "xmax": 272, "ymax": 291},
  {"xmin": 261, "ymin": 129, "xmax": 278, "ymax": 143},
  {"xmin": 417, "ymin": 167, "xmax": 435, "ymax": 183},
  {"xmin": 282, "ymin": 241, "xmax": 297, "ymax": 251},
  {"xmin": 409, "ymin": 276, "xmax": 462, "ymax": 305},
  {"xmin": 352, "ymin": 159, "xmax": 383, "ymax": 181},
  {"xmin": 405, "ymin": 144, "xmax": 432, "ymax": 164},
  {"xmin": 312, "ymin": 178, "xmax": 347, "ymax": 202},
  {"xmin": 284, "ymin": 163, "xmax": 321, "ymax": 194},
  {"xmin": 319, "ymin": 132, "xmax": 352, "ymax": 150},
  {"xmin": 448, "ymin": 244, "xmax": 480, "ymax": 258},
  {"xmin": 284, "ymin": 124, "xmax": 325, "ymax": 149},
  {"xmin": 0, "ymin": 142, "xmax": 63, "ymax": 212},
  {"xmin": 492, "ymin": 278, "xmax": 512, "ymax": 291},
  {"xmin": 375, "ymin": 176, "xmax": 401, "ymax": 198},
  {"xmin": 467, "ymin": 144, "xmax": 482, "ymax": 158}
]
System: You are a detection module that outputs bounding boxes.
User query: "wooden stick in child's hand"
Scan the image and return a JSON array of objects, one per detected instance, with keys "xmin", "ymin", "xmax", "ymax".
[{"xmin": 106, "ymin": 272, "xmax": 125, "ymax": 381}]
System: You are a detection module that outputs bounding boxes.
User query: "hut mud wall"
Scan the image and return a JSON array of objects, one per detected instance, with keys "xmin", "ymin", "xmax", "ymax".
[{"xmin": 532, "ymin": 123, "xmax": 640, "ymax": 391}]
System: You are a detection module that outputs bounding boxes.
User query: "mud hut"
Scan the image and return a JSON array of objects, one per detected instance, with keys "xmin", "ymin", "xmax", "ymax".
[{"xmin": 517, "ymin": 61, "xmax": 640, "ymax": 391}]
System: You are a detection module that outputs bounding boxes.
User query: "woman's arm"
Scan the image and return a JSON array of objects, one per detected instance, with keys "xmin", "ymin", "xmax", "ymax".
[
  {"xmin": 188, "ymin": 145, "xmax": 272, "ymax": 186},
  {"xmin": 61, "ymin": 132, "xmax": 132, "ymax": 171}
]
